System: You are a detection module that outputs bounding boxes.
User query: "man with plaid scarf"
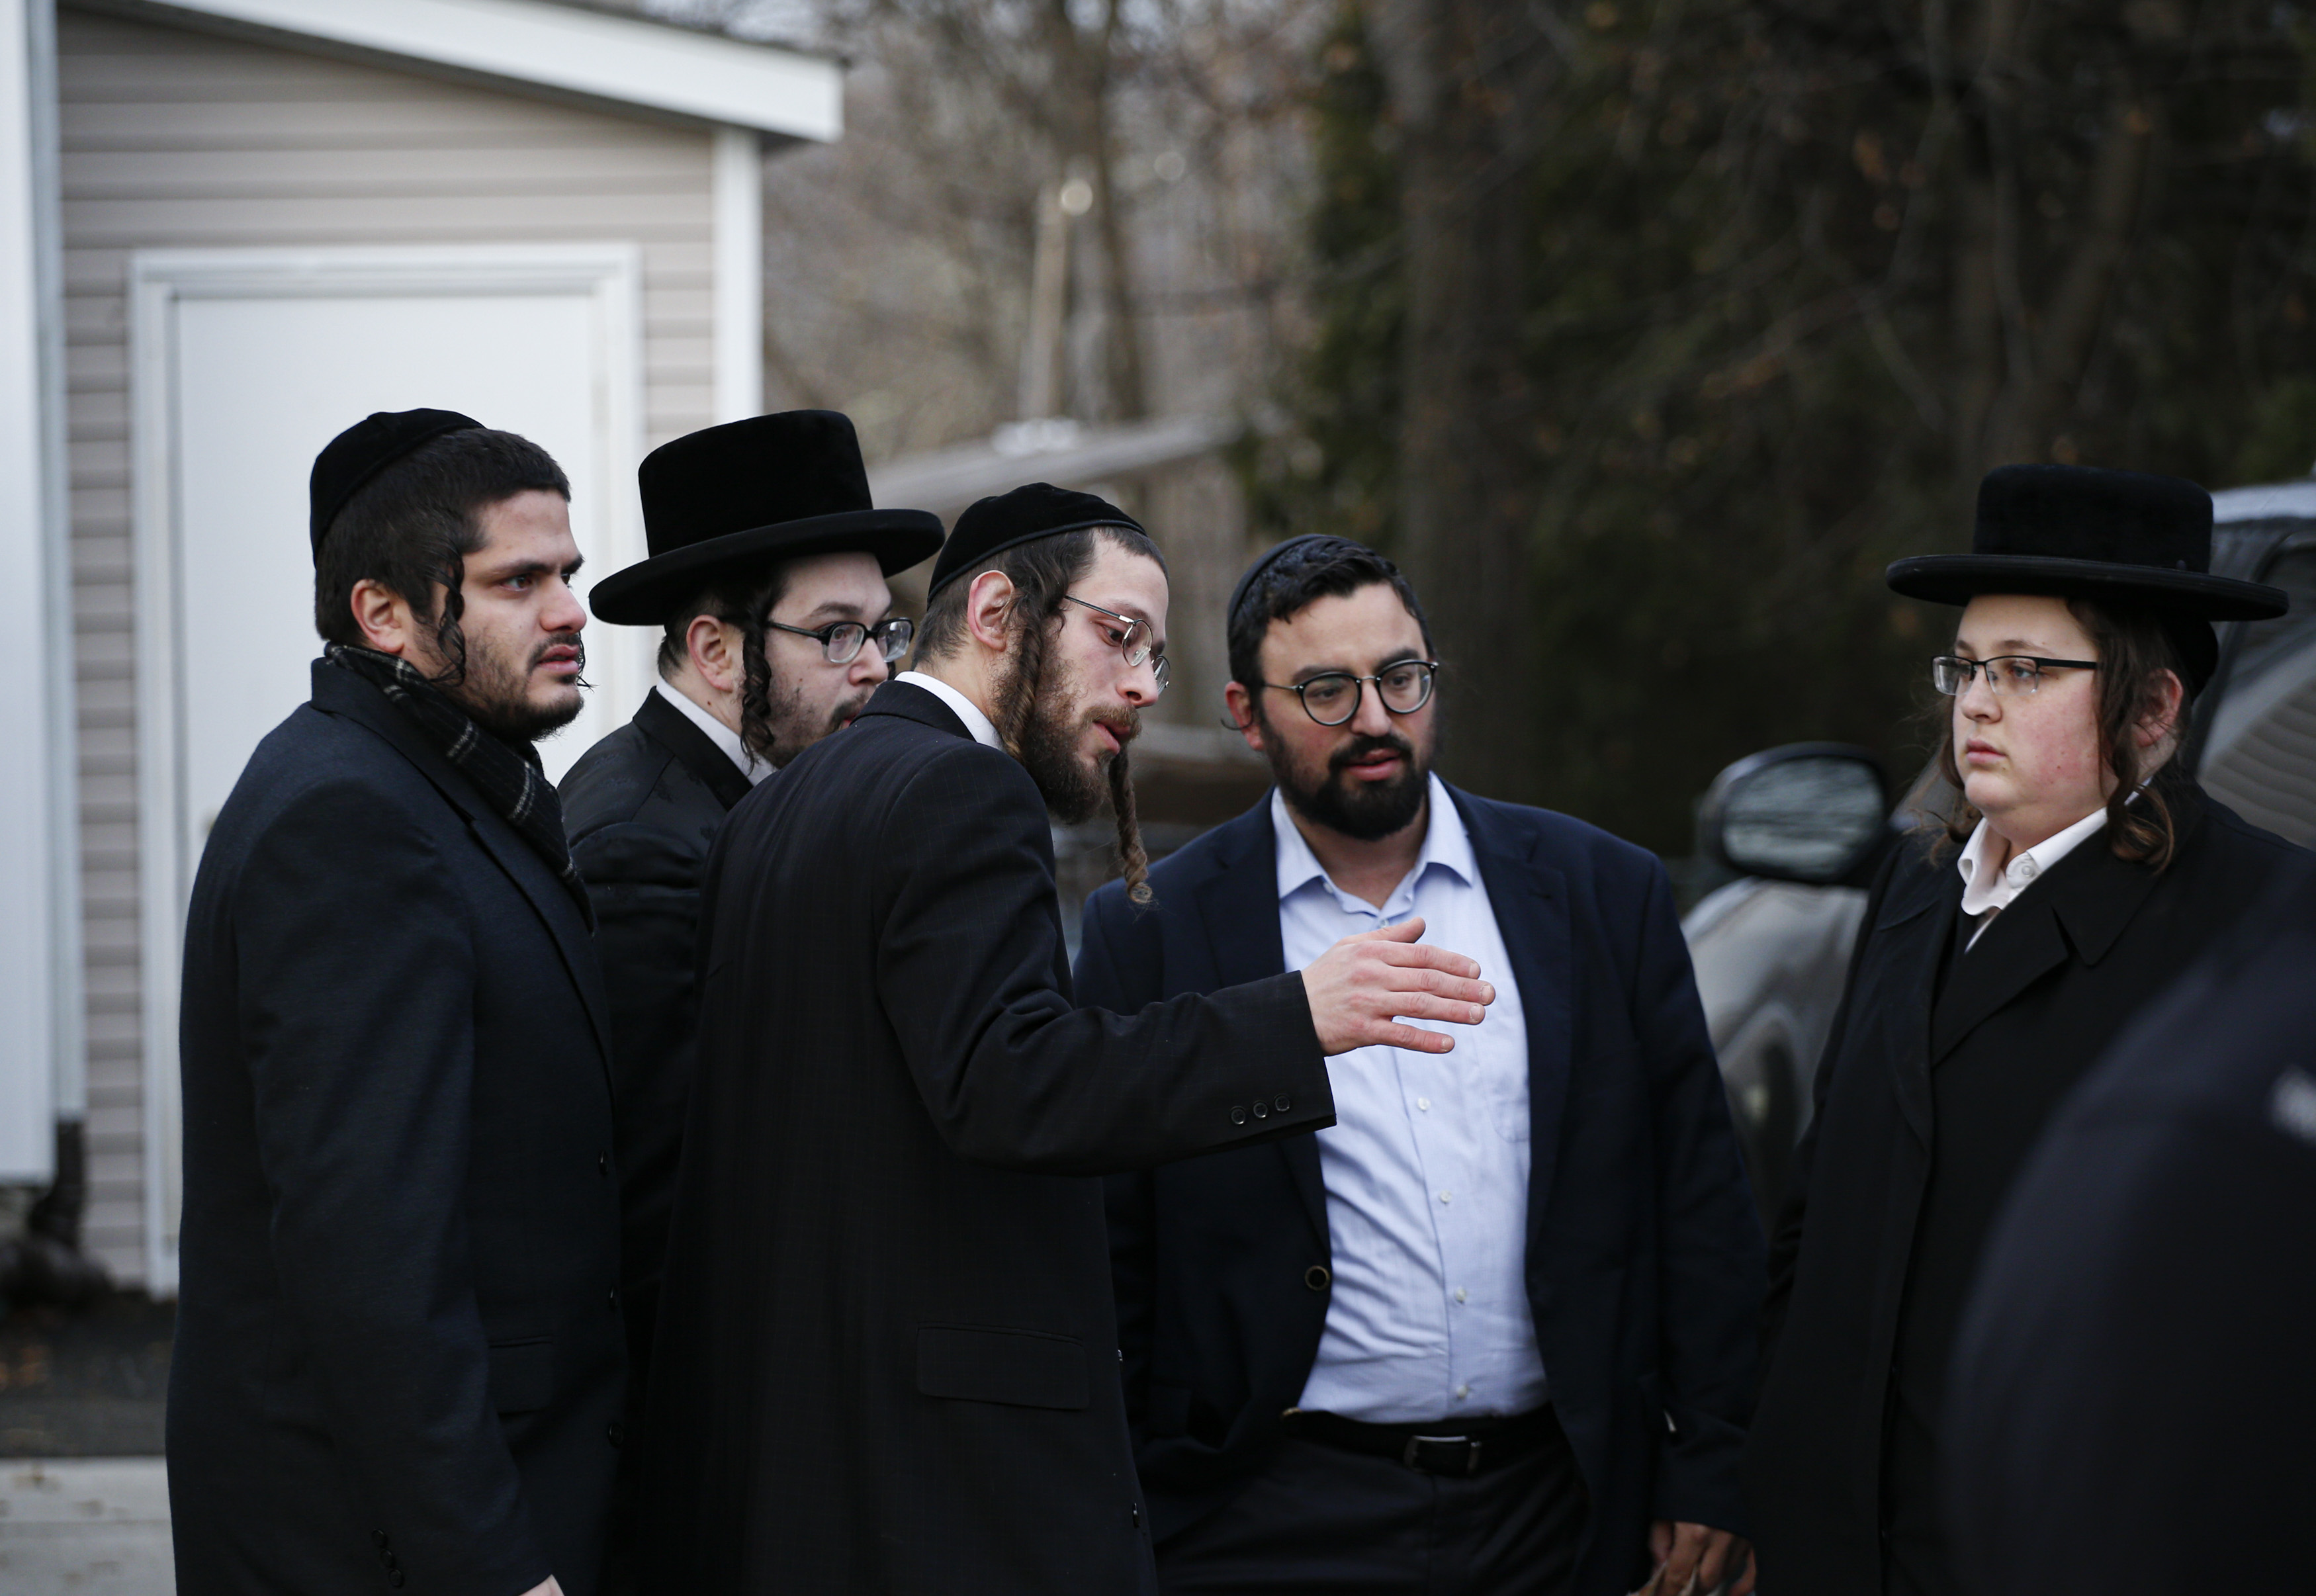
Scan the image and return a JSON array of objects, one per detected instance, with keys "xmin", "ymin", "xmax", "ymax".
[{"xmin": 169, "ymin": 410, "xmax": 624, "ymax": 1596}]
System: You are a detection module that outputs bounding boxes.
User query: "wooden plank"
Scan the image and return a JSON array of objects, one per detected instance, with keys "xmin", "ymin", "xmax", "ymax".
[{"xmin": 62, "ymin": 145, "xmax": 711, "ymax": 198}]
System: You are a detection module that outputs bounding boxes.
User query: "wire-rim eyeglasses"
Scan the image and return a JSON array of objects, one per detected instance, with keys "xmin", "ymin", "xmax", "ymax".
[{"xmin": 766, "ymin": 615, "xmax": 916, "ymax": 666}]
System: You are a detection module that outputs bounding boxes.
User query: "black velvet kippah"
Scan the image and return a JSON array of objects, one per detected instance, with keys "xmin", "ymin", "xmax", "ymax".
[
  {"xmin": 1227, "ymin": 535, "xmax": 1376, "ymax": 624},
  {"xmin": 310, "ymin": 408, "xmax": 482, "ymax": 556},
  {"xmin": 927, "ymin": 482, "xmax": 1145, "ymax": 596}
]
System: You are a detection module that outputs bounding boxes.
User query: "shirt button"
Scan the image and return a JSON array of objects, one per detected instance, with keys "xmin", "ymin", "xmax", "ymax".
[
  {"xmin": 1437, "ymin": 1190, "xmax": 1452, "ymax": 1204},
  {"xmin": 1416, "ymin": 1097, "xmax": 1431, "ymax": 1112},
  {"xmin": 1454, "ymin": 1287, "xmax": 1468, "ymax": 1304},
  {"xmin": 2018, "ymin": 858, "xmax": 2038, "ymax": 879},
  {"xmin": 1453, "ymin": 1384, "xmax": 1470, "ymax": 1401}
]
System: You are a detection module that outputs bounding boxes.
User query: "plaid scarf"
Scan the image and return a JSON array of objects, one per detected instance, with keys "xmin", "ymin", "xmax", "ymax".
[{"xmin": 326, "ymin": 643, "xmax": 592, "ymax": 922}]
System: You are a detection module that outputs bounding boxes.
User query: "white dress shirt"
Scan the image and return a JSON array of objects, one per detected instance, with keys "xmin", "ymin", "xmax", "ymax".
[
  {"xmin": 895, "ymin": 670, "xmax": 1003, "ymax": 751},
  {"xmin": 1956, "ymin": 805, "xmax": 2109, "ymax": 945},
  {"xmin": 652, "ymin": 681, "xmax": 772, "ymax": 785},
  {"xmin": 1279, "ymin": 776, "xmax": 1548, "ymax": 1423}
]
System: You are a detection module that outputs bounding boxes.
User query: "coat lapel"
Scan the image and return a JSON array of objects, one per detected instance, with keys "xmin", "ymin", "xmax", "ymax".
[
  {"xmin": 1871, "ymin": 856, "xmax": 1955, "ymax": 1147},
  {"xmin": 1190, "ymin": 801, "xmax": 1329, "ymax": 1245},
  {"xmin": 1447, "ymin": 789, "xmax": 1575, "ymax": 1239},
  {"xmin": 311, "ymin": 663, "xmax": 617, "ymax": 1077},
  {"xmin": 1930, "ymin": 826, "xmax": 2168, "ymax": 1063},
  {"xmin": 635, "ymin": 687, "xmax": 754, "ymax": 812}
]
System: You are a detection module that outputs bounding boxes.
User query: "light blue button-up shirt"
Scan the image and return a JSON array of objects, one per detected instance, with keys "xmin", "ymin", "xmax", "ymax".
[{"xmin": 1278, "ymin": 776, "xmax": 1548, "ymax": 1423}]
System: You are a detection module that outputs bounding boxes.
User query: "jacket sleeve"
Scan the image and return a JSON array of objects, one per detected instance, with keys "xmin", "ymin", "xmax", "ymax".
[
  {"xmin": 229, "ymin": 779, "xmax": 551, "ymax": 1596},
  {"xmin": 1759, "ymin": 846, "xmax": 1900, "ymax": 1367},
  {"xmin": 1074, "ymin": 881, "xmax": 1167, "ymax": 1441},
  {"xmin": 877, "ymin": 742, "xmax": 1334, "ymax": 1176},
  {"xmin": 1628, "ymin": 857, "xmax": 1767, "ymax": 1534}
]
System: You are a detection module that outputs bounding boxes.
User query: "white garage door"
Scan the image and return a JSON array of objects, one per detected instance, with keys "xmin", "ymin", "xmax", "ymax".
[{"xmin": 128, "ymin": 244, "xmax": 648, "ymax": 1292}]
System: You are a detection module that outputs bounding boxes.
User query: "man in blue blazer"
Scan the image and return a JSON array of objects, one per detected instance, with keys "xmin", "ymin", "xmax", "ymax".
[{"xmin": 1076, "ymin": 537, "xmax": 1763, "ymax": 1596}]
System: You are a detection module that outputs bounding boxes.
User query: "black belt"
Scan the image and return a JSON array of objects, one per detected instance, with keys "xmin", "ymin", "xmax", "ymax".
[{"xmin": 1279, "ymin": 1404, "xmax": 1556, "ymax": 1478}]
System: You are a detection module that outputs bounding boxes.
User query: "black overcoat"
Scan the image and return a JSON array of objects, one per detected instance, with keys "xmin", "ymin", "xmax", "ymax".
[
  {"xmin": 168, "ymin": 662, "xmax": 625, "ymax": 1596},
  {"xmin": 1943, "ymin": 864, "xmax": 2316, "ymax": 1594},
  {"xmin": 1075, "ymin": 791, "xmax": 1762, "ymax": 1593},
  {"xmin": 635, "ymin": 680, "xmax": 1338, "ymax": 1595},
  {"xmin": 559, "ymin": 689, "xmax": 754, "ymax": 1394},
  {"xmin": 1742, "ymin": 785, "xmax": 2302, "ymax": 1595}
]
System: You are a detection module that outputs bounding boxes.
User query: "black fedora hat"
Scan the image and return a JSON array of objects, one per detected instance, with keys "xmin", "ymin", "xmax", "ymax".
[
  {"xmin": 1887, "ymin": 464, "xmax": 2286, "ymax": 622},
  {"xmin": 590, "ymin": 410, "xmax": 944, "ymax": 626}
]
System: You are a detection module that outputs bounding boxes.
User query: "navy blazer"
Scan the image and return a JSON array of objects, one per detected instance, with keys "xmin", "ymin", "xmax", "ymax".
[
  {"xmin": 169, "ymin": 662, "xmax": 625, "ymax": 1596},
  {"xmin": 1076, "ymin": 787, "xmax": 1763, "ymax": 1595}
]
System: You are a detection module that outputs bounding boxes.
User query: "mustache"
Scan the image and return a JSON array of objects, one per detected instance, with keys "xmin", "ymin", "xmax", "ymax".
[
  {"xmin": 535, "ymin": 633, "xmax": 588, "ymax": 689},
  {"xmin": 1090, "ymin": 705, "xmax": 1141, "ymax": 746},
  {"xmin": 1328, "ymin": 731, "xmax": 1413, "ymax": 775}
]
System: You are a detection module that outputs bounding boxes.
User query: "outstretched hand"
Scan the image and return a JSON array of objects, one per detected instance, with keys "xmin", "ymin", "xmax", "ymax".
[{"xmin": 1302, "ymin": 918, "xmax": 1493, "ymax": 1057}]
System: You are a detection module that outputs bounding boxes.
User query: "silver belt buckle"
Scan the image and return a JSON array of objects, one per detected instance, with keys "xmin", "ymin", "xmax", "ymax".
[{"xmin": 1402, "ymin": 1433, "xmax": 1482, "ymax": 1476}]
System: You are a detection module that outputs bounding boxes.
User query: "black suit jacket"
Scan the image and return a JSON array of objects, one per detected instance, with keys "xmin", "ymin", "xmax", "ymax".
[
  {"xmin": 167, "ymin": 661, "xmax": 625, "ymax": 1596},
  {"xmin": 559, "ymin": 689, "xmax": 754, "ymax": 1394},
  {"xmin": 1742, "ymin": 789, "xmax": 2303, "ymax": 1595},
  {"xmin": 636, "ymin": 680, "xmax": 1338, "ymax": 1596},
  {"xmin": 1943, "ymin": 864, "xmax": 2316, "ymax": 1593},
  {"xmin": 1074, "ymin": 790, "xmax": 1763, "ymax": 1595}
]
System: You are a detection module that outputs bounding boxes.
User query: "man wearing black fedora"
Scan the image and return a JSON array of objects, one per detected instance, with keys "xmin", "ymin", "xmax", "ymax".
[
  {"xmin": 1741, "ymin": 463, "xmax": 2305, "ymax": 1596},
  {"xmin": 636, "ymin": 484, "xmax": 1500, "ymax": 1595},
  {"xmin": 170, "ymin": 412, "xmax": 623, "ymax": 1596},
  {"xmin": 557, "ymin": 411, "xmax": 941, "ymax": 1457}
]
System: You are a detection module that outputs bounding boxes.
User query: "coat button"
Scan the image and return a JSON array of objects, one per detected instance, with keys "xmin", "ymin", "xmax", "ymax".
[
  {"xmin": 607, "ymin": 1421, "xmax": 624, "ymax": 1448},
  {"xmin": 1251, "ymin": 1100, "xmax": 1270, "ymax": 1120},
  {"xmin": 1274, "ymin": 1094, "xmax": 1290, "ymax": 1113},
  {"xmin": 373, "ymin": 1531, "xmax": 389, "ymax": 1550},
  {"xmin": 1304, "ymin": 1264, "xmax": 1331, "ymax": 1292},
  {"xmin": 388, "ymin": 1574, "xmax": 406, "ymax": 1589},
  {"xmin": 607, "ymin": 1288, "xmax": 620, "ymax": 1311},
  {"xmin": 1131, "ymin": 1503, "xmax": 1143, "ymax": 1529},
  {"xmin": 1229, "ymin": 1105, "xmax": 1247, "ymax": 1125},
  {"xmin": 598, "ymin": 1151, "xmax": 609, "ymax": 1176}
]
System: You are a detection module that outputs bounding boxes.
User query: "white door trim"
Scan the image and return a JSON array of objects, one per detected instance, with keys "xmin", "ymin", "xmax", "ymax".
[{"xmin": 128, "ymin": 242, "xmax": 643, "ymax": 1293}]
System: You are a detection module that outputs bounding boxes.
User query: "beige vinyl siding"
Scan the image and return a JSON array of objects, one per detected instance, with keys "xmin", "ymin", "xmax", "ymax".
[{"xmin": 58, "ymin": 6, "xmax": 720, "ymax": 1282}]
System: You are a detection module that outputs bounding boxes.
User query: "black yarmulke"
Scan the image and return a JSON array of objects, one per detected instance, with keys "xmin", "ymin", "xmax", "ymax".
[
  {"xmin": 310, "ymin": 408, "xmax": 482, "ymax": 556},
  {"xmin": 927, "ymin": 482, "xmax": 1146, "ymax": 597},
  {"xmin": 1227, "ymin": 535, "xmax": 1376, "ymax": 624}
]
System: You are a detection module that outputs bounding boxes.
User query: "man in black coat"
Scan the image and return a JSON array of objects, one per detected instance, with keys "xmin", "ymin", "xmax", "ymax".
[
  {"xmin": 169, "ymin": 413, "xmax": 625, "ymax": 1596},
  {"xmin": 1941, "ymin": 863, "xmax": 2316, "ymax": 1594},
  {"xmin": 558, "ymin": 413, "xmax": 940, "ymax": 1430},
  {"xmin": 1742, "ymin": 466, "xmax": 2303, "ymax": 1595},
  {"xmin": 636, "ymin": 486, "xmax": 1498, "ymax": 1595},
  {"xmin": 1075, "ymin": 537, "xmax": 1763, "ymax": 1596}
]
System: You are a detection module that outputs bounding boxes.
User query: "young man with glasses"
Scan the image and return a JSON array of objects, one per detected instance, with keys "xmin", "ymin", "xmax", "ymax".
[
  {"xmin": 557, "ymin": 412, "xmax": 942, "ymax": 1582},
  {"xmin": 634, "ymin": 485, "xmax": 1498, "ymax": 1595},
  {"xmin": 1074, "ymin": 535, "xmax": 1763, "ymax": 1596},
  {"xmin": 1742, "ymin": 465, "xmax": 2304, "ymax": 1596}
]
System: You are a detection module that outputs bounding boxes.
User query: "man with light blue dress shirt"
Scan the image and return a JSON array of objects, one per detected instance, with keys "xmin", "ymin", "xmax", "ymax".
[{"xmin": 1076, "ymin": 537, "xmax": 1764, "ymax": 1596}]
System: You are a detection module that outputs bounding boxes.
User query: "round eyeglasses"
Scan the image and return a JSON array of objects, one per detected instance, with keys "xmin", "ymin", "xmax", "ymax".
[
  {"xmin": 767, "ymin": 615, "xmax": 914, "ymax": 666},
  {"xmin": 1932, "ymin": 654, "xmax": 2098, "ymax": 698},
  {"xmin": 1061, "ymin": 594, "xmax": 1171, "ymax": 695},
  {"xmin": 1263, "ymin": 660, "xmax": 1439, "ymax": 727}
]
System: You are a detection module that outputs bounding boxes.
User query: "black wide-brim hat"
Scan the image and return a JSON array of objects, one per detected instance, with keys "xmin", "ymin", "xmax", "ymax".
[
  {"xmin": 590, "ymin": 410, "xmax": 944, "ymax": 626},
  {"xmin": 1887, "ymin": 463, "xmax": 2287, "ymax": 622}
]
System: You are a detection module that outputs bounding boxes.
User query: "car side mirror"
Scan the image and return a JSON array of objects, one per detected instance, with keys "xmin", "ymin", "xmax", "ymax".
[{"xmin": 1700, "ymin": 743, "xmax": 1889, "ymax": 886}]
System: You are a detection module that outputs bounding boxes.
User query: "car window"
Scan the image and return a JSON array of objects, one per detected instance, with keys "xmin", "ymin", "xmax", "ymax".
[{"xmin": 2200, "ymin": 542, "xmax": 2316, "ymax": 846}]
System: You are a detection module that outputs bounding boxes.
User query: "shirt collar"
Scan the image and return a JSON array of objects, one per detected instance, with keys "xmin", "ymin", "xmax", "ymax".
[
  {"xmin": 1272, "ymin": 772, "xmax": 1472, "ymax": 912},
  {"xmin": 653, "ymin": 680, "xmax": 772, "ymax": 785},
  {"xmin": 895, "ymin": 670, "xmax": 1004, "ymax": 752},
  {"xmin": 1956, "ymin": 803, "xmax": 2111, "ymax": 918}
]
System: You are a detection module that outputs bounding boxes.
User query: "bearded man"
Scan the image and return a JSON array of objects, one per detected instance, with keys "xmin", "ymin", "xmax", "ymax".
[
  {"xmin": 170, "ymin": 412, "xmax": 623, "ymax": 1596},
  {"xmin": 1074, "ymin": 536, "xmax": 1764, "ymax": 1596},
  {"xmin": 557, "ymin": 412, "xmax": 940, "ymax": 1511},
  {"xmin": 635, "ymin": 486, "xmax": 1498, "ymax": 1595}
]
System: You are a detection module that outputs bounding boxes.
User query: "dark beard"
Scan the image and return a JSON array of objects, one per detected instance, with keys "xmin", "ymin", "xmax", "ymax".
[
  {"xmin": 441, "ymin": 631, "xmax": 586, "ymax": 745},
  {"xmin": 1268, "ymin": 727, "xmax": 1429, "ymax": 842},
  {"xmin": 995, "ymin": 648, "xmax": 1134, "ymax": 824},
  {"xmin": 752, "ymin": 668, "xmax": 874, "ymax": 768}
]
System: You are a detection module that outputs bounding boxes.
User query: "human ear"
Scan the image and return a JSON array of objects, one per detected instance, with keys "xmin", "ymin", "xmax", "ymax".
[
  {"xmin": 689, "ymin": 613, "xmax": 744, "ymax": 696},
  {"xmin": 351, "ymin": 578, "xmax": 424, "ymax": 660},
  {"xmin": 1224, "ymin": 680, "xmax": 1264, "ymax": 748},
  {"xmin": 2133, "ymin": 668, "xmax": 2186, "ymax": 751},
  {"xmin": 963, "ymin": 570, "xmax": 1016, "ymax": 655}
]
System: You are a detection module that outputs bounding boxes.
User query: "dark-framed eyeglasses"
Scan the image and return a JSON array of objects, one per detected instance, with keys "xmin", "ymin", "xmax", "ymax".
[
  {"xmin": 1263, "ymin": 660, "xmax": 1439, "ymax": 727},
  {"xmin": 1932, "ymin": 654, "xmax": 2098, "ymax": 698},
  {"xmin": 1061, "ymin": 594, "xmax": 1171, "ymax": 694},
  {"xmin": 766, "ymin": 615, "xmax": 914, "ymax": 666}
]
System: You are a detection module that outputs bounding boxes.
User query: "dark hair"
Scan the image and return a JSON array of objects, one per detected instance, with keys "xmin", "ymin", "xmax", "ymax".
[
  {"xmin": 1226, "ymin": 539, "xmax": 1433, "ymax": 701},
  {"xmin": 656, "ymin": 565, "xmax": 794, "ymax": 763},
  {"xmin": 914, "ymin": 522, "xmax": 1164, "ymax": 899},
  {"xmin": 1930, "ymin": 595, "xmax": 2199, "ymax": 870},
  {"xmin": 314, "ymin": 428, "xmax": 570, "ymax": 682}
]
